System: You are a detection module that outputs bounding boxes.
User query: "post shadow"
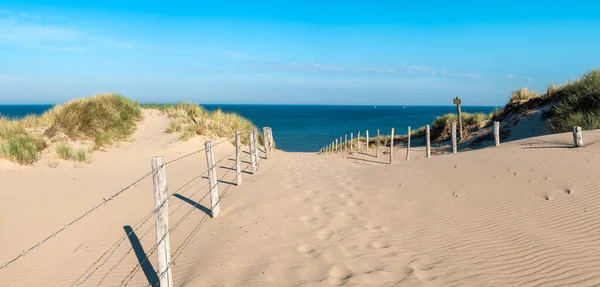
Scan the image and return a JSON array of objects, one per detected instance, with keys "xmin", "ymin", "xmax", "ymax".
[
  {"xmin": 219, "ymin": 165, "xmax": 252, "ymax": 174},
  {"xmin": 200, "ymin": 176, "xmax": 237, "ymax": 186},
  {"xmin": 173, "ymin": 193, "xmax": 212, "ymax": 217},
  {"xmin": 123, "ymin": 226, "xmax": 160, "ymax": 287},
  {"xmin": 346, "ymin": 156, "xmax": 387, "ymax": 165}
]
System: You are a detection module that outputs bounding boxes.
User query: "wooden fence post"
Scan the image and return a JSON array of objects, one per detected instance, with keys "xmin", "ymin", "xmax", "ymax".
[
  {"xmin": 494, "ymin": 122, "xmax": 500, "ymax": 147},
  {"xmin": 389, "ymin": 128, "xmax": 394, "ymax": 164},
  {"xmin": 426, "ymin": 125, "xmax": 431, "ymax": 158},
  {"xmin": 205, "ymin": 141, "xmax": 221, "ymax": 218},
  {"xmin": 357, "ymin": 131, "xmax": 361, "ymax": 151},
  {"xmin": 263, "ymin": 127, "xmax": 270, "ymax": 159},
  {"xmin": 235, "ymin": 131, "xmax": 242, "ymax": 185},
  {"xmin": 335, "ymin": 139, "xmax": 338, "ymax": 152},
  {"xmin": 268, "ymin": 127, "xmax": 273, "ymax": 151},
  {"xmin": 350, "ymin": 132, "xmax": 353, "ymax": 151},
  {"xmin": 451, "ymin": 122, "xmax": 457, "ymax": 154},
  {"xmin": 254, "ymin": 129, "xmax": 260, "ymax": 165},
  {"xmin": 376, "ymin": 129, "xmax": 380, "ymax": 157},
  {"xmin": 573, "ymin": 126, "xmax": 584, "ymax": 147},
  {"xmin": 249, "ymin": 131, "xmax": 257, "ymax": 173},
  {"xmin": 151, "ymin": 156, "xmax": 173, "ymax": 287},
  {"xmin": 406, "ymin": 126, "xmax": 411, "ymax": 162},
  {"xmin": 366, "ymin": 130, "xmax": 369, "ymax": 153},
  {"xmin": 345, "ymin": 134, "xmax": 348, "ymax": 151}
]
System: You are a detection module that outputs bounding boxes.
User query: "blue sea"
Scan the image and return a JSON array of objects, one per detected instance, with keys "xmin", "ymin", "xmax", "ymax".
[{"xmin": 0, "ymin": 105, "xmax": 499, "ymax": 152}]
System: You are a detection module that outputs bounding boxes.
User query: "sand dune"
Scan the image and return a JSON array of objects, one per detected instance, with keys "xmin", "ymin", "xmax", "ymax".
[{"xmin": 2, "ymin": 111, "xmax": 600, "ymax": 286}]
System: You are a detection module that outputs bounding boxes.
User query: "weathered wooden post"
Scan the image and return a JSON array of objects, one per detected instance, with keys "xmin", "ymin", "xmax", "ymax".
[
  {"xmin": 451, "ymin": 121, "xmax": 457, "ymax": 154},
  {"xmin": 406, "ymin": 126, "xmax": 411, "ymax": 162},
  {"xmin": 268, "ymin": 127, "xmax": 274, "ymax": 150},
  {"xmin": 235, "ymin": 131, "xmax": 242, "ymax": 185},
  {"xmin": 339, "ymin": 136, "xmax": 342, "ymax": 151},
  {"xmin": 263, "ymin": 127, "xmax": 270, "ymax": 159},
  {"xmin": 357, "ymin": 131, "xmax": 361, "ymax": 151},
  {"xmin": 350, "ymin": 132, "xmax": 353, "ymax": 151},
  {"xmin": 426, "ymin": 125, "xmax": 431, "ymax": 158},
  {"xmin": 376, "ymin": 129, "xmax": 380, "ymax": 157},
  {"xmin": 494, "ymin": 122, "xmax": 500, "ymax": 147},
  {"xmin": 253, "ymin": 129, "xmax": 260, "ymax": 166},
  {"xmin": 205, "ymin": 141, "xmax": 221, "ymax": 218},
  {"xmin": 454, "ymin": 97, "xmax": 463, "ymax": 141},
  {"xmin": 345, "ymin": 134, "xmax": 348, "ymax": 151},
  {"xmin": 249, "ymin": 130, "xmax": 257, "ymax": 173},
  {"xmin": 389, "ymin": 128, "xmax": 394, "ymax": 164},
  {"xmin": 335, "ymin": 138, "xmax": 338, "ymax": 152},
  {"xmin": 151, "ymin": 156, "xmax": 173, "ymax": 287},
  {"xmin": 573, "ymin": 126, "xmax": 584, "ymax": 147},
  {"xmin": 366, "ymin": 130, "xmax": 369, "ymax": 153}
]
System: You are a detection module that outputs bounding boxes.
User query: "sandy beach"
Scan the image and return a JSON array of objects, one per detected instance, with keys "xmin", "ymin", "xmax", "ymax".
[{"xmin": 1, "ymin": 110, "xmax": 600, "ymax": 286}]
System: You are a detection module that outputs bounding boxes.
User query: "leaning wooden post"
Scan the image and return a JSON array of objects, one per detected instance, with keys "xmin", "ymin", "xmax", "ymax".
[
  {"xmin": 248, "ymin": 131, "xmax": 257, "ymax": 173},
  {"xmin": 235, "ymin": 131, "xmax": 242, "ymax": 185},
  {"xmin": 262, "ymin": 127, "xmax": 270, "ymax": 159},
  {"xmin": 494, "ymin": 121, "xmax": 500, "ymax": 147},
  {"xmin": 389, "ymin": 128, "xmax": 394, "ymax": 164},
  {"xmin": 205, "ymin": 141, "xmax": 221, "ymax": 217},
  {"xmin": 425, "ymin": 125, "xmax": 431, "ymax": 158},
  {"xmin": 357, "ymin": 131, "xmax": 361, "ymax": 151},
  {"xmin": 151, "ymin": 156, "xmax": 173, "ymax": 287},
  {"xmin": 366, "ymin": 130, "xmax": 369, "ymax": 153},
  {"xmin": 451, "ymin": 121, "xmax": 457, "ymax": 154},
  {"xmin": 406, "ymin": 126, "xmax": 411, "ymax": 161},
  {"xmin": 350, "ymin": 133, "xmax": 353, "ymax": 151},
  {"xmin": 376, "ymin": 129, "xmax": 380, "ymax": 157},
  {"xmin": 573, "ymin": 126, "xmax": 584, "ymax": 147}
]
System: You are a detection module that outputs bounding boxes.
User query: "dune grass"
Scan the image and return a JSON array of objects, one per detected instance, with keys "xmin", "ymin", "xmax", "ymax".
[
  {"xmin": 431, "ymin": 112, "xmax": 491, "ymax": 143},
  {"xmin": 46, "ymin": 93, "xmax": 142, "ymax": 149},
  {"xmin": 546, "ymin": 69, "xmax": 600, "ymax": 132},
  {"xmin": 509, "ymin": 88, "xmax": 541, "ymax": 103},
  {"xmin": 143, "ymin": 102, "xmax": 259, "ymax": 144},
  {"xmin": 0, "ymin": 117, "xmax": 47, "ymax": 165}
]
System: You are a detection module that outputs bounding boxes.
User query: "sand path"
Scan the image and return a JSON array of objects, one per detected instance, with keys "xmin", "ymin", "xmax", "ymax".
[{"xmin": 2, "ymin": 113, "xmax": 600, "ymax": 286}]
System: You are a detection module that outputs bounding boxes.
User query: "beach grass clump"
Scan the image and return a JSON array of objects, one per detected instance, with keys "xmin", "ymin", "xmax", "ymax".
[
  {"xmin": 509, "ymin": 88, "xmax": 541, "ymax": 103},
  {"xmin": 56, "ymin": 143, "xmax": 71, "ymax": 160},
  {"xmin": 431, "ymin": 112, "xmax": 491, "ymax": 142},
  {"xmin": 546, "ymin": 68, "xmax": 600, "ymax": 132},
  {"xmin": 0, "ymin": 117, "xmax": 47, "ymax": 165},
  {"xmin": 145, "ymin": 102, "xmax": 259, "ymax": 145},
  {"xmin": 46, "ymin": 93, "xmax": 142, "ymax": 149}
]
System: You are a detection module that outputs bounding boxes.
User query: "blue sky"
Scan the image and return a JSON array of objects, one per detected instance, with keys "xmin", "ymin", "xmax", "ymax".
[{"xmin": 1, "ymin": 1, "xmax": 599, "ymax": 105}]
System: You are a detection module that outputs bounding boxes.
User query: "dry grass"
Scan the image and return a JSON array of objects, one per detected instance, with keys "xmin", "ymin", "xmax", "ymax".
[
  {"xmin": 510, "ymin": 88, "xmax": 541, "ymax": 103},
  {"xmin": 46, "ymin": 93, "xmax": 142, "ymax": 149},
  {"xmin": 143, "ymin": 102, "xmax": 258, "ymax": 144}
]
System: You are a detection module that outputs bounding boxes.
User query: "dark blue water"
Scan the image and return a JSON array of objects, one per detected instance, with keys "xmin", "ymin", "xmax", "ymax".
[{"xmin": 0, "ymin": 105, "xmax": 498, "ymax": 152}]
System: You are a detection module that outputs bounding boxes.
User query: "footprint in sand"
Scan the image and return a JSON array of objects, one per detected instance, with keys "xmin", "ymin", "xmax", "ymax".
[
  {"xmin": 370, "ymin": 240, "xmax": 391, "ymax": 249},
  {"xmin": 294, "ymin": 197, "xmax": 311, "ymax": 203},
  {"xmin": 338, "ymin": 192, "xmax": 353, "ymax": 199},
  {"xmin": 318, "ymin": 228, "xmax": 336, "ymax": 240},
  {"xmin": 297, "ymin": 244, "xmax": 320, "ymax": 258},
  {"xmin": 313, "ymin": 205, "xmax": 327, "ymax": 213},
  {"xmin": 364, "ymin": 223, "xmax": 382, "ymax": 233},
  {"xmin": 299, "ymin": 215, "xmax": 318, "ymax": 226},
  {"xmin": 346, "ymin": 200, "xmax": 363, "ymax": 207},
  {"xmin": 327, "ymin": 265, "xmax": 353, "ymax": 286}
]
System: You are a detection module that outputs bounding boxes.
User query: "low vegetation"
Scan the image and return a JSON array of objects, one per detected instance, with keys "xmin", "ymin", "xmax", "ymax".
[
  {"xmin": 431, "ymin": 112, "xmax": 492, "ymax": 143},
  {"xmin": 142, "ymin": 102, "xmax": 259, "ymax": 144},
  {"xmin": 509, "ymin": 88, "xmax": 541, "ymax": 103},
  {"xmin": 546, "ymin": 69, "xmax": 600, "ymax": 132}
]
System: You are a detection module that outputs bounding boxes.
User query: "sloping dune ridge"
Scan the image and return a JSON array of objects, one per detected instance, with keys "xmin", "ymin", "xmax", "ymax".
[{"xmin": 1, "ymin": 111, "xmax": 600, "ymax": 286}]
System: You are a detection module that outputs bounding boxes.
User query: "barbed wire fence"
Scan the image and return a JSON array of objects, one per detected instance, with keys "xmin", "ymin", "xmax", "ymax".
[
  {"xmin": 318, "ymin": 121, "xmax": 600, "ymax": 162},
  {"xmin": 0, "ymin": 127, "xmax": 275, "ymax": 287}
]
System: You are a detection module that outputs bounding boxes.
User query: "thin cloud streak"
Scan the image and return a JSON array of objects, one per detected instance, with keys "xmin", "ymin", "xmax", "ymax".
[{"xmin": 225, "ymin": 51, "xmax": 484, "ymax": 80}]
